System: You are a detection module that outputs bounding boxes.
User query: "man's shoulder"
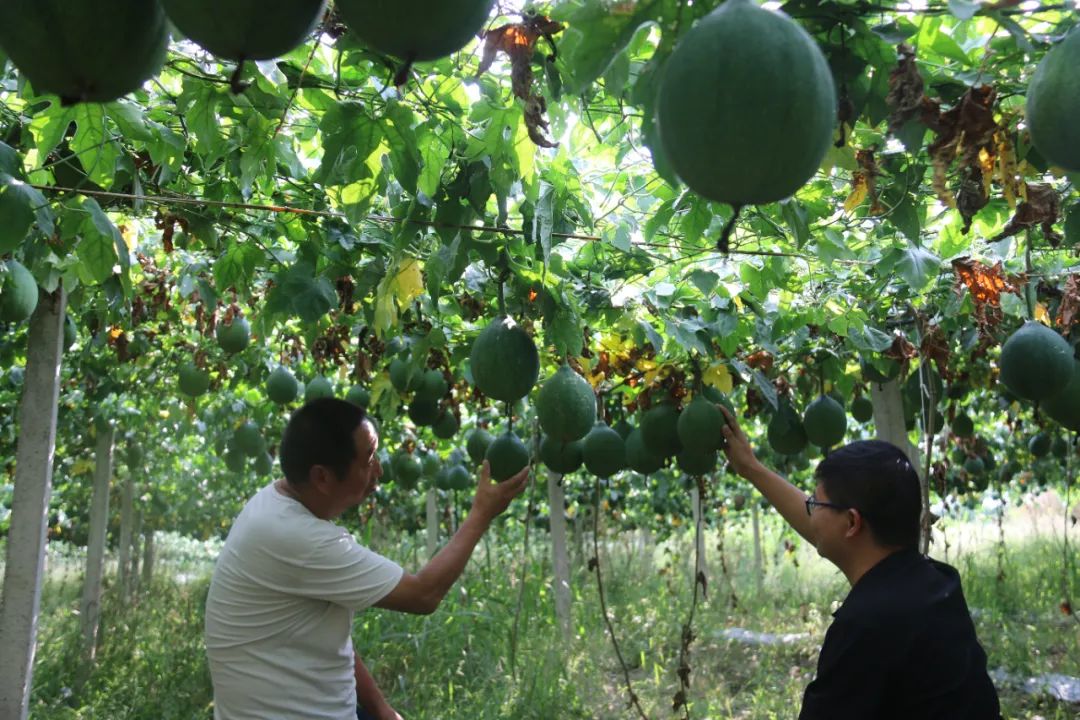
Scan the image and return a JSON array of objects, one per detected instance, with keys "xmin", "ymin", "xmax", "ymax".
[
  {"xmin": 838, "ymin": 551, "xmax": 964, "ymax": 626},
  {"xmin": 224, "ymin": 484, "xmax": 336, "ymax": 554}
]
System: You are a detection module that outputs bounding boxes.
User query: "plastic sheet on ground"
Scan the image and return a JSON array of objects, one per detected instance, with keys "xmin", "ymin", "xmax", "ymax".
[{"xmin": 718, "ymin": 626, "xmax": 1080, "ymax": 705}]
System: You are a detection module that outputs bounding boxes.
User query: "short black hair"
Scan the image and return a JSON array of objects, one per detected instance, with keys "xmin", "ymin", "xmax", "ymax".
[
  {"xmin": 280, "ymin": 398, "xmax": 370, "ymax": 485},
  {"xmin": 814, "ymin": 440, "xmax": 921, "ymax": 548}
]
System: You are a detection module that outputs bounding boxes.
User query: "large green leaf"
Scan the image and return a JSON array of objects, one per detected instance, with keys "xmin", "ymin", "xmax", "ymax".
[
  {"xmin": 267, "ymin": 262, "xmax": 337, "ymax": 323},
  {"xmin": 897, "ymin": 246, "xmax": 941, "ymax": 292},
  {"xmin": 555, "ymin": 0, "xmax": 660, "ymax": 95},
  {"xmin": 71, "ymin": 105, "xmax": 121, "ymax": 189},
  {"xmin": 214, "ymin": 244, "xmax": 263, "ymax": 296},
  {"xmin": 316, "ymin": 102, "xmax": 384, "ymax": 186}
]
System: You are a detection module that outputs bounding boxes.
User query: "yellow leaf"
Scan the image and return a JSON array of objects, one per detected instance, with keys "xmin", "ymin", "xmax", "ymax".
[
  {"xmin": 373, "ymin": 283, "xmax": 396, "ymax": 336},
  {"xmin": 703, "ymin": 363, "xmax": 733, "ymax": 393},
  {"xmin": 121, "ymin": 224, "xmax": 137, "ymax": 250},
  {"xmin": 392, "ymin": 258, "xmax": 424, "ymax": 306},
  {"xmin": 635, "ymin": 358, "xmax": 657, "ymax": 373},
  {"xmin": 1035, "ymin": 303, "xmax": 1051, "ymax": 325},
  {"xmin": 844, "ymin": 174, "xmax": 869, "ymax": 213},
  {"xmin": 71, "ymin": 459, "xmax": 95, "ymax": 476}
]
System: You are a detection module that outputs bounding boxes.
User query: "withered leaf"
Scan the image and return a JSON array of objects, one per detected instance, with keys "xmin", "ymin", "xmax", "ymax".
[
  {"xmin": 989, "ymin": 183, "xmax": 1062, "ymax": 246},
  {"xmin": 925, "ymin": 85, "xmax": 999, "ymax": 232},
  {"xmin": 476, "ymin": 16, "xmax": 564, "ymax": 148},
  {"xmin": 884, "ymin": 333, "xmax": 919, "ymax": 362},
  {"xmin": 1055, "ymin": 274, "xmax": 1080, "ymax": 333},
  {"xmin": 886, "ymin": 44, "xmax": 925, "ymax": 135}
]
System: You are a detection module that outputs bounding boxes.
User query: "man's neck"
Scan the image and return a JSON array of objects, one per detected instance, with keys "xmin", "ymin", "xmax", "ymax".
[
  {"xmin": 274, "ymin": 479, "xmax": 332, "ymax": 520},
  {"xmin": 842, "ymin": 545, "xmax": 906, "ymax": 587}
]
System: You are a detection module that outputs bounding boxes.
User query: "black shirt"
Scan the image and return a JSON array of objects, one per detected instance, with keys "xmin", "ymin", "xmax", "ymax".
[{"xmin": 799, "ymin": 548, "xmax": 1002, "ymax": 720}]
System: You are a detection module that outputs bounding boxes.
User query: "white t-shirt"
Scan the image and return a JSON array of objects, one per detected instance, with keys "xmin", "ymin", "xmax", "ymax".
[{"xmin": 205, "ymin": 483, "xmax": 404, "ymax": 720}]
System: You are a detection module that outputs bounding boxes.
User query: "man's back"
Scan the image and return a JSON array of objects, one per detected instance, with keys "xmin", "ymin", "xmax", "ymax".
[
  {"xmin": 205, "ymin": 484, "xmax": 402, "ymax": 720},
  {"xmin": 800, "ymin": 548, "xmax": 1001, "ymax": 719}
]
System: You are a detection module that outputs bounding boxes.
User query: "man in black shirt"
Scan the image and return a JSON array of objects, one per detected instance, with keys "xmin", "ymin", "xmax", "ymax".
[{"xmin": 718, "ymin": 407, "xmax": 1002, "ymax": 719}]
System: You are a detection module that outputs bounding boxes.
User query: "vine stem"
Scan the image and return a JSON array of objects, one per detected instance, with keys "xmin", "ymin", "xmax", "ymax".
[
  {"xmin": 29, "ymin": 184, "xmax": 794, "ymax": 256},
  {"xmin": 272, "ymin": 31, "xmax": 322, "ymax": 139},
  {"xmin": 914, "ymin": 317, "xmax": 936, "ymax": 555},
  {"xmin": 995, "ymin": 474, "xmax": 1006, "ymax": 587},
  {"xmin": 674, "ymin": 476, "xmax": 707, "ymax": 718},
  {"xmin": 1024, "ymin": 229, "xmax": 1036, "ymax": 320},
  {"xmin": 508, "ymin": 417, "xmax": 540, "ymax": 678},
  {"xmin": 591, "ymin": 475, "xmax": 650, "ymax": 720},
  {"xmin": 1063, "ymin": 434, "xmax": 1079, "ymax": 626}
]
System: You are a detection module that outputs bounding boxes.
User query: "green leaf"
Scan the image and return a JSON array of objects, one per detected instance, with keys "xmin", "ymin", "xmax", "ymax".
[
  {"xmin": 644, "ymin": 198, "xmax": 675, "ymax": 242},
  {"xmin": 555, "ymin": 0, "xmax": 658, "ymax": 95},
  {"xmin": 0, "ymin": 142, "xmax": 20, "ymax": 176},
  {"xmin": 848, "ymin": 323, "xmax": 894, "ymax": 353},
  {"xmin": 76, "ymin": 202, "xmax": 122, "ymax": 285},
  {"xmin": 890, "ymin": 197, "xmax": 921, "ymax": 243},
  {"xmin": 29, "ymin": 102, "xmax": 74, "ymax": 161},
  {"xmin": 920, "ymin": 20, "xmax": 970, "ymax": 65},
  {"xmin": 549, "ymin": 304, "xmax": 583, "ymax": 358},
  {"xmin": 781, "ymin": 199, "xmax": 810, "ymax": 248},
  {"xmin": 316, "ymin": 102, "xmax": 383, "ymax": 186},
  {"xmin": 107, "ymin": 102, "xmax": 153, "ymax": 142},
  {"xmin": 679, "ymin": 196, "xmax": 712, "ymax": 246},
  {"xmin": 814, "ymin": 229, "xmax": 850, "ymax": 265},
  {"xmin": 667, "ymin": 318, "xmax": 709, "ymax": 355},
  {"xmin": 383, "ymin": 103, "xmax": 420, "ymax": 195},
  {"xmin": 239, "ymin": 141, "xmax": 273, "ymax": 198},
  {"xmin": 0, "ymin": 177, "xmax": 38, "ymax": 253},
  {"xmin": 636, "ymin": 319, "xmax": 664, "ymax": 353},
  {"xmin": 533, "ymin": 181, "xmax": 555, "ymax": 265},
  {"xmin": 270, "ymin": 263, "xmax": 337, "ymax": 323},
  {"xmin": 947, "ymin": 0, "xmax": 980, "ymax": 20},
  {"xmin": 71, "ymin": 104, "xmax": 120, "ymax": 188},
  {"xmin": 179, "ymin": 83, "xmax": 224, "ymax": 156},
  {"xmin": 1064, "ymin": 202, "xmax": 1080, "ymax": 247},
  {"xmin": 999, "ymin": 292, "xmax": 1026, "ymax": 318},
  {"xmin": 871, "ymin": 20, "xmax": 918, "ymax": 43},
  {"xmin": 417, "ymin": 131, "xmax": 451, "ymax": 199},
  {"xmin": 897, "ymin": 246, "xmax": 941, "ymax": 291},
  {"xmin": 894, "ymin": 120, "xmax": 927, "ymax": 154},
  {"xmin": 214, "ymin": 243, "xmax": 262, "ymax": 295},
  {"xmin": 747, "ymin": 366, "xmax": 779, "ymax": 411},
  {"xmin": 689, "ymin": 270, "xmax": 718, "ymax": 295},
  {"xmin": 425, "ymin": 234, "xmax": 461, "ymax": 304},
  {"xmin": 989, "ymin": 13, "xmax": 1034, "ymax": 52}
]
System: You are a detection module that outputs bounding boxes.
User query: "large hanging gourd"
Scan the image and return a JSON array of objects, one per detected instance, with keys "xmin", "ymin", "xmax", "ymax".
[
  {"xmin": 1026, "ymin": 28, "xmax": 1080, "ymax": 172},
  {"xmin": 656, "ymin": 0, "xmax": 836, "ymax": 251},
  {"xmin": 162, "ymin": 0, "xmax": 327, "ymax": 91},
  {"xmin": 0, "ymin": 0, "xmax": 169, "ymax": 104},
  {"xmin": 336, "ymin": 0, "xmax": 494, "ymax": 64}
]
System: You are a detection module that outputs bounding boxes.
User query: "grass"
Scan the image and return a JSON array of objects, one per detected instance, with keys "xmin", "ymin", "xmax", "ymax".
[{"xmin": 16, "ymin": 491, "xmax": 1080, "ymax": 720}]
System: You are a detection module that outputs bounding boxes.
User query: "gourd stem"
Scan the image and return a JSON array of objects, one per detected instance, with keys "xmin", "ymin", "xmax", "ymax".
[{"xmin": 717, "ymin": 204, "xmax": 744, "ymax": 253}]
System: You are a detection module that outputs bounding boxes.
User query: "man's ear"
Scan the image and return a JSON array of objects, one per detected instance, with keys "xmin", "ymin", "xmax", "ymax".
[
  {"xmin": 845, "ymin": 508, "xmax": 864, "ymax": 539},
  {"xmin": 308, "ymin": 465, "xmax": 335, "ymax": 495}
]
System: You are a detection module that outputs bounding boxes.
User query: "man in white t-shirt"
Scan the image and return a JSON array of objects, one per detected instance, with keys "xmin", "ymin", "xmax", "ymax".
[{"xmin": 205, "ymin": 397, "xmax": 529, "ymax": 719}]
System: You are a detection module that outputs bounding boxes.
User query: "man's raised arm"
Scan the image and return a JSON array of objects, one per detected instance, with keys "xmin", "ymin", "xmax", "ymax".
[
  {"xmin": 718, "ymin": 405, "xmax": 817, "ymax": 544},
  {"xmin": 374, "ymin": 460, "xmax": 528, "ymax": 614}
]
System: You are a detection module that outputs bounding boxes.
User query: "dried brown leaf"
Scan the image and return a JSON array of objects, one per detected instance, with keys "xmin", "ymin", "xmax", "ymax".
[
  {"xmin": 886, "ymin": 45, "xmax": 925, "ymax": 135},
  {"xmin": 990, "ymin": 182, "xmax": 1062, "ymax": 245},
  {"xmin": 1056, "ymin": 274, "xmax": 1080, "ymax": 333}
]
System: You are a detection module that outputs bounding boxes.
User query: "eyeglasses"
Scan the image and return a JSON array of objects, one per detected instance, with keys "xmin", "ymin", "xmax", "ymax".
[{"xmin": 805, "ymin": 496, "xmax": 852, "ymax": 516}]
